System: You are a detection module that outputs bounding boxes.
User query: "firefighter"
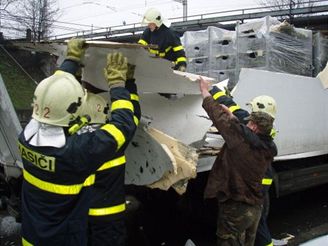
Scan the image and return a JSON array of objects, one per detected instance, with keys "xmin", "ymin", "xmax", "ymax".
[
  {"xmin": 199, "ymin": 77, "xmax": 277, "ymax": 246},
  {"xmin": 81, "ymin": 64, "xmax": 141, "ymax": 246},
  {"xmin": 138, "ymin": 7, "xmax": 187, "ymax": 71},
  {"xmin": 209, "ymin": 83, "xmax": 275, "ymax": 246},
  {"xmin": 18, "ymin": 38, "xmax": 137, "ymax": 246}
]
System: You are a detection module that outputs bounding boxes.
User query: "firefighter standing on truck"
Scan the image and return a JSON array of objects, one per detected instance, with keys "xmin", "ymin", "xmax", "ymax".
[
  {"xmin": 18, "ymin": 38, "xmax": 137, "ymax": 246},
  {"xmin": 138, "ymin": 7, "xmax": 187, "ymax": 71},
  {"xmin": 81, "ymin": 64, "xmax": 141, "ymax": 246}
]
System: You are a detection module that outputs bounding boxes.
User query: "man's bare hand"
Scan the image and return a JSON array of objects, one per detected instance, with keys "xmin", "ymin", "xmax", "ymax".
[{"xmin": 199, "ymin": 76, "xmax": 211, "ymax": 99}]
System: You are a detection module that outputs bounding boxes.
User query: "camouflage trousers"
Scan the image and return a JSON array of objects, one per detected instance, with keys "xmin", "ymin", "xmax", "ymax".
[{"xmin": 216, "ymin": 199, "xmax": 262, "ymax": 246}]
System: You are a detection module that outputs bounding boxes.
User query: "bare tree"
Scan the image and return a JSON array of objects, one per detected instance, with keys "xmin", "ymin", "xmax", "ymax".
[
  {"xmin": 258, "ymin": 0, "xmax": 317, "ymax": 9},
  {"xmin": 257, "ymin": 0, "xmax": 318, "ymax": 22},
  {"xmin": 2, "ymin": 0, "xmax": 59, "ymax": 40},
  {"xmin": 0, "ymin": 0, "xmax": 18, "ymax": 29}
]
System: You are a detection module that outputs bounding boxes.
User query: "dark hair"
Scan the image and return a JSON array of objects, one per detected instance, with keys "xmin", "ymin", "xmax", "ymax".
[{"xmin": 249, "ymin": 112, "xmax": 274, "ymax": 135}]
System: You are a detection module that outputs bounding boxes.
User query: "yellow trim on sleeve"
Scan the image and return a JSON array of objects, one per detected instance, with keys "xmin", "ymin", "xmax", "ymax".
[
  {"xmin": 111, "ymin": 100, "xmax": 134, "ymax": 112},
  {"xmin": 133, "ymin": 116, "xmax": 139, "ymax": 126},
  {"xmin": 97, "ymin": 156, "xmax": 126, "ymax": 171},
  {"xmin": 138, "ymin": 39, "xmax": 148, "ymax": 46},
  {"xmin": 173, "ymin": 45, "xmax": 184, "ymax": 52},
  {"xmin": 101, "ymin": 124, "xmax": 126, "ymax": 150},
  {"xmin": 213, "ymin": 91, "xmax": 225, "ymax": 100},
  {"xmin": 229, "ymin": 105, "xmax": 241, "ymax": 113},
  {"xmin": 130, "ymin": 94, "xmax": 139, "ymax": 102},
  {"xmin": 175, "ymin": 57, "xmax": 187, "ymax": 63}
]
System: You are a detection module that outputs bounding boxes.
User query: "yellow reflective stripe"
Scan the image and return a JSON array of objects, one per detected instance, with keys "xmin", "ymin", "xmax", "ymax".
[
  {"xmin": 101, "ymin": 124, "xmax": 126, "ymax": 150},
  {"xmin": 89, "ymin": 203, "xmax": 126, "ymax": 216},
  {"xmin": 23, "ymin": 170, "xmax": 95, "ymax": 195},
  {"xmin": 229, "ymin": 105, "xmax": 241, "ymax": 113},
  {"xmin": 159, "ymin": 52, "xmax": 165, "ymax": 57},
  {"xmin": 175, "ymin": 57, "xmax": 187, "ymax": 63},
  {"xmin": 165, "ymin": 46, "xmax": 172, "ymax": 53},
  {"xmin": 130, "ymin": 93, "xmax": 139, "ymax": 102},
  {"xmin": 111, "ymin": 100, "xmax": 134, "ymax": 112},
  {"xmin": 83, "ymin": 175, "xmax": 95, "ymax": 187},
  {"xmin": 22, "ymin": 238, "xmax": 33, "ymax": 246},
  {"xmin": 97, "ymin": 156, "xmax": 126, "ymax": 171},
  {"xmin": 134, "ymin": 116, "xmax": 139, "ymax": 126},
  {"xmin": 266, "ymin": 242, "xmax": 273, "ymax": 246},
  {"xmin": 138, "ymin": 39, "xmax": 148, "ymax": 46},
  {"xmin": 173, "ymin": 45, "xmax": 184, "ymax": 52},
  {"xmin": 213, "ymin": 91, "xmax": 225, "ymax": 100},
  {"xmin": 149, "ymin": 48, "xmax": 158, "ymax": 54},
  {"xmin": 262, "ymin": 178, "xmax": 273, "ymax": 185}
]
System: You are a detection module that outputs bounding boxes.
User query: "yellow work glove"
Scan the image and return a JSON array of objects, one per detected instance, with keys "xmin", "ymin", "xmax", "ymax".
[
  {"xmin": 104, "ymin": 52, "xmax": 128, "ymax": 88},
  {"xmin": 66, "ymin": 38, "xmax": 87, "ymax": 63},
  {"xmin": 126, "ymin": 63, "xmax": 136, "ymax": 80},
  {"xmin": 178, "ymin": 65, "xmax": 186, "ymax": 72}
]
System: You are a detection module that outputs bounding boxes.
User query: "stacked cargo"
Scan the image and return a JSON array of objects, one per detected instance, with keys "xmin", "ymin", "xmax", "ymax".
[
  {"xmin": 208, "ymin": 27, "xmax": 237, "ymax": 86},
  {"xmin": 182, "ymin": 26, "xmax": 236, "ymax": 85},
  {"xmin": 182, "ymin": 16, "xmax": 314, "ymax": 87}
]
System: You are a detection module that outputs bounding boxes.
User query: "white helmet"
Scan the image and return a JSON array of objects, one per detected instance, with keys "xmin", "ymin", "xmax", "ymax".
[
  {"xmin": 247, "ymin": 95, "xmax": 277, "ymax": 118},
  {"xmin": 141, "ymin": 8, "xmax": 171, "ymax": 27},
  {"xmin": 81, "ymin": 92, "xmax": 109, "ymax": 124},
  {"xmin": 32, "ymin": 72, "xmax": 86, "ymax": 127}
]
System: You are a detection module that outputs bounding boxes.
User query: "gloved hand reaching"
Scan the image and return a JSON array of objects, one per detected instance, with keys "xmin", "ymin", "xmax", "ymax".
[
  {"xmin": 104, "ymin": 52, "xmax": 128, "ymax": 88},
  {"xmin": 66, "ymin": 38, "xmax": 87, "ymax": 63}
]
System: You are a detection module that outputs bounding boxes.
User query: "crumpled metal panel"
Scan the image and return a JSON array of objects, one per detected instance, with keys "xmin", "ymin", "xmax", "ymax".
[
  {"xmin": 125, "ymin": 124, "xmax": 175, "ymax": 185},
  {"xmin": 0, "ymin": 74, "xmax": 23, "ymax": 178}
]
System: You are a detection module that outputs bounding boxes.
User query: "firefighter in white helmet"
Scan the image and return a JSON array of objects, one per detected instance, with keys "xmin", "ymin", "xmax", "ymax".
[
  {"xmin": 199, "ymin": 77, "xmax": 277, "ymax": 246},
  {"xmin": 18, "ymin": 38, "xmax": 138, "ymax": 246},
  {"xmin": 138, "ymin": 7, "xmax": 187, "ymax": 71},
  {"xmin": 80, "ymin": 64, "xmax": 141, "ymax": 246}
]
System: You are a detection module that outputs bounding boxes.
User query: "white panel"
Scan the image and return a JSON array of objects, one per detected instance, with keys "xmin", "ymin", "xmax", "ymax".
[
  {"xmin": 139, "ymin": 94, "xmax": 212, "ymax": 145},
  {"xmin": 233, "ymin": 68, "xmax": 328, "ymax": 157},
  {"xmin": 14, "ymin": 41, "xmax": 212, "ymax": 94}
]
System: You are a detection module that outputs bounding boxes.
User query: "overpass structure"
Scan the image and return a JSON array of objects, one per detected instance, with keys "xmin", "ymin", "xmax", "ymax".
[{"xmin": 48, "ymin": 1, "xmax": 328, "ymax": 42}]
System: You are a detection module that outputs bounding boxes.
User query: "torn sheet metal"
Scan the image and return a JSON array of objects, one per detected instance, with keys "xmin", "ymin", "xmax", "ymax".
[
  {"xmin": 146, "ymin": 127, "xmax": 197, "ymax": 194},
  {"xmin": 233, "ymin": 68, "xmax": 328, "ymax": 158},
  {"xmin": 13, "ymin": 41, "xmax": 214, "ymax": 94},
  {"xmin": 125, "ymin": 125, "xmax": 175, "ymax": 185},
  {"xmin": 0, "ymin": 74, "xmax": 23, "ymax": 178},
  {"xmin": 140, "ymin": 94, "xmax": 212, "ymax": 145}
]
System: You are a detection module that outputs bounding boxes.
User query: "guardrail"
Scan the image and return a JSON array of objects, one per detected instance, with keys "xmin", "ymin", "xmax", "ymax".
[{"xmin": 47, "ymin": 0, "xmax": 328, "ymax": 41}]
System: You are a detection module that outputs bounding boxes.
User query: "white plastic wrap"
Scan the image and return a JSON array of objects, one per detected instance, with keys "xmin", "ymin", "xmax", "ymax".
[{"xmin": 313, "ymin": 32, "xmax": 328, "ymax": 76}]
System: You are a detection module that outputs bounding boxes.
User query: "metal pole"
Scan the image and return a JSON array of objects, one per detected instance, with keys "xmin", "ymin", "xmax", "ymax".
[{"xmin": 183, "ymin": 0, "xmax": 187, "ymax": 21}]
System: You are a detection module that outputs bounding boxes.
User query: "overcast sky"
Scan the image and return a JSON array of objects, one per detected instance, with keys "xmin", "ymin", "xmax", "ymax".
[{"xmin": 56, "ymin": 0, "xmax": 259, "ymax": 36}]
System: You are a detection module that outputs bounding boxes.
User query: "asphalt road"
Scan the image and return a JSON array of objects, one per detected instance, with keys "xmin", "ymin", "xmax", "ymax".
[
  {"xmin": 1, "ymin": 183, "xmax": 328, "ymax": 246},
  {"xmin": 268, "ymin": 183, "xmax": 328, "ymax": 245}
]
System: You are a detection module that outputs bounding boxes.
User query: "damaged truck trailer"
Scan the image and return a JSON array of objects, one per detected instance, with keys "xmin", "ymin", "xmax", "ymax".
[{"xmin": 1, "ymin": 43, "xmax": 328, "ymax": 244}]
